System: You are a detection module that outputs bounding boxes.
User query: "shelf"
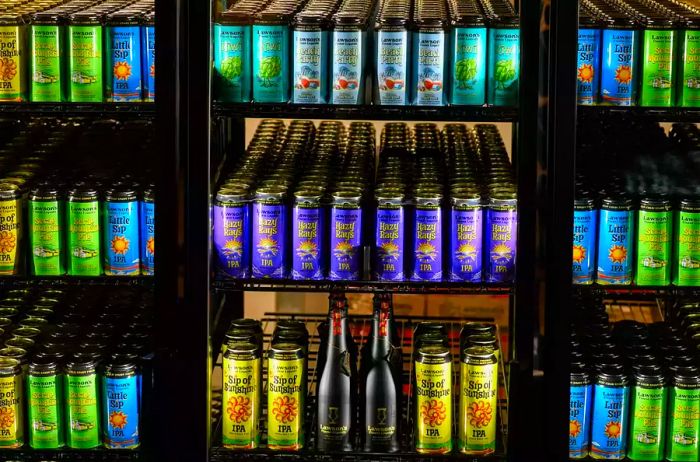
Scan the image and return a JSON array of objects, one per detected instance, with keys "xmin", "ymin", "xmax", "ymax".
[
  {"xmin": 577, "ymin": 105, "xmax": 700, "ymax": 122},
  {"xmin": 0, "ymin": 103, "xmax": 155, "ymax": 115},
  {"xmin": 213, "ymin": 279, "xmax": 513, "ymax": 295},
  {"xmin": 210, "ymin": 448, "xmax": 506, "ymax": 461},
  {"xmin": 0, "ymin": 276, "xmax": 154, "ymax": 287},
  {"xmin": 212, "ymin": 103, "xmax": 519, "ymax": 122},
  {"xmin": 0, "ymin": 448, "xmax": 143, "ymax": 461}
]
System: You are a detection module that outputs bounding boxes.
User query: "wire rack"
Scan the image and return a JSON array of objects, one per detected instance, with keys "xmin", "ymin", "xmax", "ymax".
[
  {"xmin": 605, "ymin": 298, "xmax": 665, "ymax": 324},
  {"xmin": 211, "ymin": 313, "xmax": 509, "ymax": 459}
]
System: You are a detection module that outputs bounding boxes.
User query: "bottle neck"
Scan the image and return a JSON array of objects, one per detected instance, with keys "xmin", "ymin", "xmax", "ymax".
[
  {"xmin": 370, "ymin": 297, "xmax": 393, "ymax": 356},
  {"xmin": 327, "ymin": 300, "xmax": 349, "ymax": 354}
]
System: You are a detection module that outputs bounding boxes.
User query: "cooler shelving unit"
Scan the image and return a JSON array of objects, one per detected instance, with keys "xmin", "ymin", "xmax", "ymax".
[{"xmin": 181, "ymin": 0, "xmax": 546, "ymax": 460}]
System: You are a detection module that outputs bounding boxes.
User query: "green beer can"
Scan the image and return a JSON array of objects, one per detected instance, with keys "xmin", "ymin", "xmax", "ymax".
[
  {"xmin": 30, "ymin": 12, "xmax": 64, "ymax": 102},
  {"xmin": 679, "ymin": 25, "xmax": 700, "ymax": 107},
  {"xmin": 29, "ymin": 184, "xmax": 64, "ymax": 276},
  {"xmin": 665, "ymin": 366, "xmax": 700, "ymax": 462},
  {"xmin": 0, "ymin": 358, "xmax": 22, "ymax": 448},
  {"xmin": 627, "ymin": 365, "xmax": 667, "ymax": 461},
  {"xmin": 675, "ymin": 198, "xmax": 700, "ymax": 286},
  {"xmin": 65, "ymin": 353, "xmax": 100, "ymax": 449},
  {"xmin": 640, "ymin": 21, "xmax": 676, "ymax": 108},
  {"xmin": 28, "ymin": 353, "xmax": 64, "ymax": 448},
  {"xmin": 67, "ymin": 186, "xmax": 101, "ymax": 276},
  {"xmin": 636, "ymin": 197, "xmax": 672, "ymax": 286},
  {"xmin": 67, "ymin": 12, "xmax": 104, "ymax": 103}
]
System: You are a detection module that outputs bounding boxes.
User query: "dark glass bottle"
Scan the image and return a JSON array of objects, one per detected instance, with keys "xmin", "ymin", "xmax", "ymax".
[
  {"xmin": 361, "ymin": 293, "xmax": 401, "ymax": 452},
  {"xmin": 317, "ymin": 293, "xmax": 356, "ymax": 452}
]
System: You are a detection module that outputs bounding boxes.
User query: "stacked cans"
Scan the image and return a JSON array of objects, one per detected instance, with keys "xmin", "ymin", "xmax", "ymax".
[
  {"xmin": 570, "ymin": 290, "xmax": 700, "ymax": 461},
  {"xmin": 0, "ymin": 117, "xmax": 156, "ymax": 277},
  {"xmin": 0, "ymin": 0, "xmax": 155, "ymax": 103},
  {"xmin": 0, "ymin": 286, "xmax": 151, "ymax": 449},
  {"xmin": 411, "ymin": 0, "xmax": 448, "ymax": 106},
  {"xmin": 375, "ymin": 0, "xmax": 412, "ymax": 105},
  {"xmin": 479, "ymin": 0, "xmax": 520, "ymax": 106},
  {"xmin": 447, "ymin": 0, "xmax": 487, "ymax": 106}
]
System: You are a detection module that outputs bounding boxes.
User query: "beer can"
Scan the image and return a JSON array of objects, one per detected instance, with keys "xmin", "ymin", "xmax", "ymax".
[
  {"xmin": 0, "ymin": 357, "xmax": 22, "ymax": 448},
  {"xmin": 28, "ymin": 353, "xmax": 64, "ymax": 449},
  {"xmin": 665, "ymin": 365, "xmax": 700, "ymax": 462},
  {"xmin": 459, "ymin": 346, "xmax": 498, "ymax": 455},
  {"xmin": 101, "ymin": 353, "xmax": 140, "ymax": 449},
  {"xmin": 65, "ymin": 353, "xmax": 101, "ymax": 449},
  {"xmin": 222, "ymin": 342, "xmax": 261, "ymax": 449},
  {"xmin": 627, "ymin": 365, "xmax": 666, "ymax": 461},
  {"xmin": 414, "ymin": 345, "xmax": 452, "ymax": 454},
  {"xmin": 267, "ymin": 343, "xmax": 306, "ymax": 451}
]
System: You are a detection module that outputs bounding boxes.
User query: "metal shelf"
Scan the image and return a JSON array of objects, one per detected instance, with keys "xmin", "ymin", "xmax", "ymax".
[
  {"xmin": 0, "ymin": 276, "xmax": 154, "ymax": 287},
  {"xmin": 572, "ymin": 284, "xmax": 700, "ymax": 298},
  {"xmin": 213, "ymin": 279, "xmax": 513, "ymax": 295},
  {"xmin": 0, "ymin": 103, "xmax": 155, "ymax": 114},
  {"xmin": 577, "ymin": 105, "xmax": 700, "ymax": 122},
  {"xmin": 210, "ymin": 448, "xmax": 506, "ymax": 461},
  {"xmin": 212, "ymin": 103, "xmax": 518, "ymax": 122},
  {"xmin": 0, "ymin": 448, "xmax": 143, "ymax": 461}
]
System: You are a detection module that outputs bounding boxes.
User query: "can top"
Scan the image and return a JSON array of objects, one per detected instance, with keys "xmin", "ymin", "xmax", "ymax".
[
  {"xmin": 602, "ymin": 196, "xmax": 633, "ymax": 210},
  {"xmin": 269, "ymin": 342, "xmax": 304, "ymax": 355},
  {"xmin": 68, "ymin": 185, "xmax": 99, "ymax": 202},
  {"xmin": 65, "ymin": 352, "xmax": 99, "ymax": 373},
  {"xmin": 225, "ymin": 341, "xmax": 259, "ymax": 356},
  {"xmin": 464, "ymin": 345, "xmax": 496, "ymax": 360},
  {"xmin": 229, "ymin": 318, "xmax": 262, "ymax": 333},
  {"xmin": 640, "ymin": 196, "xmax": 671, "ymax": 211},
  {"xmin": 69, "ymin": 11, "xmax": 103, "ymax": 25},
  {"xmin": 30, "ymin": 183, "xmax": 61, "ymax": 201},
  {"xmin": 105, "ymin": 183, "xmax": 139, "ymax": 202},
  {"xmin": 681, "ymin": 197, "xmax": 700, "ymax": 212},
  {"xmin": 102, "ymin": 352, "xmax": 138, "ymax": 376},
  {"xmin": 633, "ymin": 364, "xmax": 665, "ymax": 386},
  {"xmin": 106, "ymin": 10, "xmax": 142, "ymax": 24},
  {"xmin": 0, "ymin": 183, "xmax": 21, "ymax": 200},
  {"xmin": 29, "ymin": 352, "xmax": 60, "ymax": 375},
  {"xmin": 0, "ymin": 357, "xmax": 20, "ymax": 377},
  {"xmin": 417, "ymin": 344, "xmax": 451, "ymax": 361},
  {"xmin": 275, "ymin": 319, "xmax": 308, "ymax": 334},
  {"xmin": 216, "ymin": 187, "xmax": 249, "ymax": 203},
  {"xmin": 673, "ymin": 365, "xmax": 700, "ymax": 386}
]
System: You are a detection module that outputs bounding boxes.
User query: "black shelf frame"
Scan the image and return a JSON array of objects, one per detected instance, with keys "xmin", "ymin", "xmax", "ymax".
[
  {"xmin": 0, "ymin": 276, "xmax": 154, "ymax": 287},
  {"xmin": 577, "ymin": 105, "xmax": 700, "ymax": 122},
  {"xmin": 0, "ymin": 103, "xmax": 155, "ymax": 114},
  {"xmin": 0, "ymin": 448, "xmax": 144, "ymax": 461}
]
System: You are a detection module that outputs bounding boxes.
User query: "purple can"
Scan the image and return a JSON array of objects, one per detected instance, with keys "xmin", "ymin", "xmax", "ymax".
[
  {"xmin": 375, "ymin": 192, "xmax": 405, "ymax": 281},
  {"xmin": 329, "ymin": 191, "xmax": 363, "ymax": 280},
  {"xmin": 449, "ymin": 191, "xmax": 483, "ymax": 282},
  {"xmin": 252, "ymin": 186, "xmax": 287, "ymax": 278},
  {"xmin": 291, "ymin": 189, "xmax": 325, "ymax": 280},
  {"xmin": 213, "ymin": 187, "xmax": 250, "ymax": 278},
  {"xmin": 411, "ymin": 193, "xmax": 443, "ymax": 281},
  {"xmin": 485, "ymin": 191, "xmax": 517, "ymax": 283}
]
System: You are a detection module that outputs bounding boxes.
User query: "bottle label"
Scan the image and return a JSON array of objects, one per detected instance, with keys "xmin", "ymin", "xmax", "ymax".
[
  {"xmin": 577, "ymin": 28, "xmax": 601, "ymax": 105},
  {"xmin": 681, "ymin": 30, "xmax": 700, "ymax": 108},
  {"xmin": 640, "ymin": 30, "xmax": 675, "ymax": 107},
  {"xmin": 573, "ymin": 209, "xmax": 597, "ymax": 284},
  {"xmin": 451, "ymin": 27, "xmax": 487, "ymax": 106},
  {"xmin": 0, "ymin": 374, "xmax": 23, "ymax": 447},
  {"xmin": 459, "ymin": 361, "xmax": 497, "ymax": 454},
  {"xmin": 68, "ymin": 26, "xmax": 103, "ymax": 103},
  {"xmin": 375, "ymin": 205, "xmax": 404, "ymax": 281},
  {"xmin": 103, "ymin": 374, "xmax": 140, "ymax": 449},
  {"xmin": 636, "ymin": 209, "xmax": 672, "ymax": 286},
  {"xmin": 29, "ymin": 199, "xmax": 64, "ymax": 276},
  {"xmin": 597, "ymin": 209, "xmax": 633, "ymax": 284},
  {"xmin": 485, "ymin": 207, "xmax": 517, "ymax": 283},
  {"xmin": 252, "ymin": 25, "xmax": 289, "ymax": 103},
  {"xmin": 331, "ymin": 30, "xmax": 363, "ymax": 104},
  {"xmin": 108, "ymin": 26, "xmax": 143, "ymax": 102},
  {"xmin": 0, "ymin": 26, "xmax": 25, "ymax": 102},
  {"xmin": 627, "ymin": 384, "xmax": 666, "ymax": 461},
  {"xmin": 415, "ymin": 360, "xmax": 452, "ymax": 452},
  {"xmin": 569, "ymin": 384, "xmax": 592, "ymax": 458},
  {"xmin": 143, "ymin": 26, "xmax": 155, "ymax": 101},
  {"xmin": 329, "ymin": 205, "xmax": 362, "ymax": 280},
  {"xmin": 67, "ymin": 201, "xmax": 101, "ymax": 276},
  {"xmin": 0, "ymin": 198, "xmax": 21, "ymax": 276},
  {"xmin": 413, "ymin": 31, "xmax": 445, "ymax": 106},
  {"xmin": 450, "ymin": 205, "xmax": 482, "ymax": 282},
  {"xmin": 412, "ymin": 205, "xmax": 442, "ymax": 281},
  {"xmin": 601, "ymin": 29, "xmax": 638, "ymax": 106},
  {"xmin": 291, "ymin": 203, "xmax": 324, "ymax": 280},
  {"xmin": 252, "ymin": 202, "xmax": 286, "ymax": 278},
  {"xmin": 139, "ymin": 201, "xmax": 155, "ymax": 275},
  {"xmin": 214, "ymin": 24, "xmax": 251, "ymax": 103},
  {"xmin": 377, "ymin": 30, "xmax": 408, "ymax": 105},
  {"xmin": 293, "ymin": 29, "xmax": 327, "ymax": 104},
  {"xmin": 104, "ymin": 200, "xmax": 140, "ymax": 275},
  {"xmin": 267, "ymin": 355, "xmax": 305, "ymax": 448},
  {"xmin": 666, "ymin": 385, "xmax": 700, "ymax": 461},
  {"xmin": 30, "ymin": 25, "xmax": 62, "ymax": 102},
  {"xmin": 222, "ymin": 356, "xmax": 260, "ymax": 448},
  {"xmin": 488, "ymin": 28, "xmax": 520, "ymax": 106},
  {"xmin": 28, "ymin": 373, "xmax": 63, "ymax": 449},
  {"xmin": 676, "ymin": 210, "xmax": 700, "ymax": 286},
  {"xmin": 66, "ymin": 373, "xmax": 100, "ymax": 449},
  {"xmin": 214, "ymin": 202, "xmax": 249, "ymax": 278},
  {"xmin": 590, "ymin": 384, "xmax": 629, "ymax": 459}
]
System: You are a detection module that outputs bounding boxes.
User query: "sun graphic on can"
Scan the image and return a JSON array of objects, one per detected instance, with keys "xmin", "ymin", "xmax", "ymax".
[
  {"xmin": 569, "ymin": 419, "xmax": 581, "ymax": 437},
  {"xmin": 111, "ymin": 236, "xmax": 130, "ymax": 255},
  {"xmin": 271, "ymin": 396, "xmax": 298, "ymax": 424},
  {"xmin": 608, "ymin": 245, "xmax": 627, "ymax": 264},
  {"xmin": 296, "ymin": 240, "xmax": 319, "ymax": 260},
  {"xmin": 468, "ymin": 400, "xmax": 493, "ymax": 428},
  {"xmin": 491, "ymin": 244, "xmax": 512, "ymax": 261},
  {"xmin": 420, "ymin": 399, "xmax": 447, "ymax": 427},
  {"xmin": 577, "ymin": 64, "xmax": 594, "ymax": 83},
  {"xmin": 615, "ymin": 65, "xmax": 632, "ymax": 85},
  {"xmin": 224, "ymin": 239, "xmax": 242, "ymax": 258},
  {"xmin": 456, "ymin": 243, "xmax": 477, "ymax": 262},
  {"xmin": 256, "ymin": 237, "xmax": 278, "ymax": 257},
  {"xmin": 109, "ymin": 411, "xmax": 128, "ymax": 429},
  {"xmin": 150, "ymin": 64, "xmax": 155, "ymax": 78},
  {"xmin": 573, "ymin": 245, "xmax": 586, "ymax": 263},
  {"xmin": 113, "ymin": 61, "xmax": 132, "ymax": 81},
  {"xmin": 146, "ymin": 236, "xmax": 155, "ymax": 255},
  {"xmin": 0, "ymin": 230, "xmax": 16, "ymax": 253},
  {"xmin": 0, "ymin": 407, "xmax": 14, "ymax": 428},
  {"xmin": 227, "ymin": 395, "xmax": 252, "ymax": 423},
  {"xmin": 378, "ymin": 241, "xmax": 400, "ymax": 261},
  {"xmin": 333, "ymin": 240, "xmax": 355, "ymax": 260},
  {"xmin": 604, "ymin": 421, "xmax": 621, "ymax": 439},
  {"xmin": 416, "ymin": 242, "xmax": 437, "ymax": 262}
]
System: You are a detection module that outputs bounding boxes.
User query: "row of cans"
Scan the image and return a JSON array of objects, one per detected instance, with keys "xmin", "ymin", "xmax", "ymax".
[
  {"xmin": 0, "ymin": 118, "xmax": 156, "ymax": 276},
  {"xmin": 569, "ymin": 292, "xmax": 700, "ymax": 460},
  {"xmin": 213, "ymin": 0, "xmax": 520, "ymax": 106},
  {"xmin": 0, "ymin": 285, "xmax": 152, "ymax": 449},
  {"xmin": 0, "ymin": 0, "xmax": 155, "ymax": 103},
  {"xmin": 213, "ymin": 119, "xmax": 517, "ymax": 283},
  {"xmin": 577, "ymin": 0, "xmax": 700, "ymax": 107}
]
